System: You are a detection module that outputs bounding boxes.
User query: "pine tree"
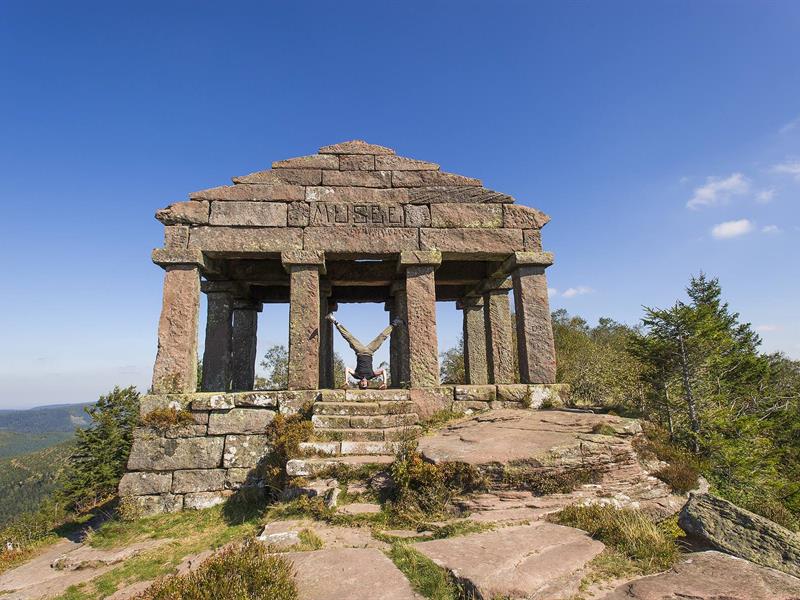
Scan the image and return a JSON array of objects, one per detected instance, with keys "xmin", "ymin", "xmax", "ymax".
[{"xmin": 59, "ymin": 386, "xmax": 140, "ymax": 512}]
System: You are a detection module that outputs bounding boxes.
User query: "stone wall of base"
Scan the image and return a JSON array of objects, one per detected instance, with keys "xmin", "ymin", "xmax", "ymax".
[{"xmin": 120, "ymin": 384, "xmax": 569, "ymax": 515}]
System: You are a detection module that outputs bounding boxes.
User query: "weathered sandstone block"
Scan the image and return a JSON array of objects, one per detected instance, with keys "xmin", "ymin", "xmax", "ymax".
[
  {"xmin": 318, "ymin": 140, "xmax": 395, "ymax": 155},
  {"xmin": 156, "ymin": 201, "xmax": 209, "ymax": 225},
  {"xmin": 164, "ymin": 225, "xmax": 190, "ymax": 249},
  {"xmin": 287, "ymin": 202, "xmax": 310, "ymax": 226},
  {"xmin": 172, "ymin": 469, "xmax": 226, "ymax": 494},
  {"xmin": 304, "ymin": 227, "xmax": 419, "ymax": 253},
  {"xmin": 339, "ymin": 154, "xmax": 375, "ymax": 170},
  {"xmin": 309, "ymin": 202, "xmax": 406, "ymax": 227},
  {"xmin": 420, "ymin": 228, "xmax": 524, "ymax": 256},
  {"xmin": 184, "ymin": 491, "xmax": 230, "ymax": 510},
  {"xmin": 209, "ymin": 201, "xmax": 288, "ymax": 226},
  {"xmin": 409, "ymin": 186, "xmax": 514, "ymax": 204},
  {"xmin": 208, "ymin": 408, "xmax": 276, "ymax": 435},
  {"xmin": 392, "ymin": 171, "xmax": 481, "ymax": 187},
  {"xmin": 503, "ymin": 204, "xmax": 550, "ymax": 229},
  {"xmin": 223, "ymin": 434, "xmax": 272, "ymax": 468},
  {"xmin": 454, "ymin": 385, "xmax": 496, "ymax": 402},
  {"xmin": 322, "ymin": 170, "xmax": 391, "ymax": 188},
  {"xmin": 409, "ymin": 388, "xmax": 454, "ymax": 420},
  {"xmin": 127, "ymin": 436, "xmax": 224, "ymax": 471},
  {"xmin": 376, "ymin": 155, "xmax": 439, "ymax": 170},
  {"xmin": 190, "ymin": 183, "xmax": 304, "ymax": 201},
  {"xmin": 404, "ymin": 204, "xmax": 431, "ymax": 227},
  {"xmin": 287, "ymin": 265, "xmax": 321, "ymax": 390},
  {"xmin": 118, "ymin": 472, "xmax": 173, "ymax": 496},
  {"xmin": 405, "ymin": 265, "xmax": 440, "ymax": 387},
  {"xmin": 188, "ymin": 226, "xmax": 303, "ymax": 252},
  {"xmin": 512, "ymin": 265, "xmax": 556, "ymax": 384},
  {"xmin": 430, "ymin": 203, "xmax": 502, "ymax": 228},
  {"xmin": 306, "ymin": 186, "xmax": 410, "ymax": 204},
  {"xmin": 271, "ymin": 154, "xmax": 339, "ymax": 169},
  {"xmin": 128, "ymin": 494, "xmax": 183, "ymax": 516},
  {"xmin": 270, "ymin": 168, "xmax": 322, "ymax": 185}
]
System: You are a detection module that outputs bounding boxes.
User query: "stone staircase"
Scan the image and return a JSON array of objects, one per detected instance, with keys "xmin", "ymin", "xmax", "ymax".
[{"xmin": 287, "ymin": 389, "xmax": 420, "ymax": 476}]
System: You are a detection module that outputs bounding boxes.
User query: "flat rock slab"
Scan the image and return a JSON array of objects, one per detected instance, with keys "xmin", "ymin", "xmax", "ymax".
[
  {"xmin": 413, "ymin": 522, "xmax": 604, "ymax": 599},
  {"xmin": 418, "ymin": 409, "xmax": 638, "ymax": 465},
  {"xmin": 258, "ymin": 519, "xmax": 387, "ymax": 550},
  {"xmin": 51, "ymin": 538, "xmax": 171, "ymax": 570},
  {"xmin": 599, "ymin": 551, "xmax": 800, "ymax": 600},
  {"xmin": 338, "ymin": 502, "xmax": 382, "ymax": 515},
  {"xmin": 284, "ymin": 548, "xmax": 422, "ymax": 600}
]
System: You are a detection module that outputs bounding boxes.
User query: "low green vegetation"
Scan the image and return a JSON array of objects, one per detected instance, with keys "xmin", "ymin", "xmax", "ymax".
[
  {"xmin": 136, "ymin": 541, "xmax": 297, "ymax": 600},
  {"xmin": 257, "ymin": 412, "xmax": 314, "ymax": 496},
  {"xmin": 139, "ymin": 407, "xmax": 195, "ymax": 431},
  {"xmin": 553, "ymin": 505, "xmax": 681, "ymax": 574},
  {"xmin": 388, "ymin": 543, "xmax": 459, "ymax": 600},
  {"xmin": 0, "ymin": 430, "xmax": 75, "ymax": 459},
  {"xmin": 500, "ymin": 462, "xmax": 600, "ymax": 496}
]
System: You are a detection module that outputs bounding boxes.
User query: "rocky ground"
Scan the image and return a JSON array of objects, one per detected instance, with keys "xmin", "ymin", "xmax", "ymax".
[{"xmin": 1, "ymin": 407, "xmax": 798, "ymax": 600}]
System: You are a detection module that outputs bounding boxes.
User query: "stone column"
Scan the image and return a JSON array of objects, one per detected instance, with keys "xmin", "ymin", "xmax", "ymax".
[
  {"xmin": 484, "ymin": 280, "xmax": 515, "ymax": 384},
  {"xmin": 200, "ymin": 282, "xmax": 235, "ymax": 392},
  {"xmin": 230, "ymin": 299, "xmax": 261, "ymax": 392},
  {"xmin": 151, "ymin": 250, "xmax": 203, "ymax": 394},
  {"xmin": 399, "ymin": 251, "xmax": 441, "ymax": 387},
  {"xmin": 319, "ymin": 282, "xmax": 334, "ymax": 388},
  {"xmin": 283, "ymin": 251, "xmax": 325, "ymax": 390},
  {"xmin": 390, "ymin": 281, "xmax": 409, "ymax": 387},
  {"xmin": 509, "ymin": 252, "xmax": 557, "ymax": 384},
  {"xmin": 458, "ymin": 296, "xmax": 489, "ymax": 385}
]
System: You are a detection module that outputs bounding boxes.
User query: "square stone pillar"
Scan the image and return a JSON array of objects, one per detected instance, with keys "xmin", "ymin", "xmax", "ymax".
[
  {"xmin": 151, "ymin": 251, "xmax": 202, "ymax": 394},
  {"xmin": 230, "ymin": 299, "xmax": 261, "ymax": 392},
  {"xmin": 390, "ymin": 281, "xmax": 410, "ymax": 387},
  {"xmin": 200, "ymin": 281, "xmax": 237, "ymax": 392},
  {"xmin": 484, "ymin": 280, "xmax": 515, "ymax": 384},
  {"xmin": 283, "ymin": 251, "xmax": 325, "ymax": 390},
  {"xmin": 458, "ymin": 296, "xmax": 489, "ymax": 385},
  {"xmin": 319, "ymin": 282, "xmax": 334, "ymax": 388},
  {"xmin": 509, "ymin": 252, "xmax": 557, "ymax": 384},
  {"xmin": 399, "ymin": 251, "xmax": 441, "ymax": 387}
]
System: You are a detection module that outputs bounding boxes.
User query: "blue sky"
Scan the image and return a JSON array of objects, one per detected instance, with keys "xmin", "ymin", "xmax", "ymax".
[{"xmin": 1, "ymin": 1, "xmax": 798, "ymax": 409}]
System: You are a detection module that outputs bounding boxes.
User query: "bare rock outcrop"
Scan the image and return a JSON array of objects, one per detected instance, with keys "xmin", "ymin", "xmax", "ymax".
[
  {"xmin": 679, "ymin": 492, "xmax": 800, "ymax": 577},
  {"xmin": 600, "ymin": 551, "xmax": 800, "ymax": 600}
]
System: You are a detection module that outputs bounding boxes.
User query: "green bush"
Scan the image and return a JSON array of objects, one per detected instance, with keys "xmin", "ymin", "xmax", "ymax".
[
  {"xmin": 553, "ymin": 504, "xmax": 680, "ymax": 573},
  {"xmin": 258, "ymin": 413, "xmax": 314, "ymax": 496},
  {"xmin": 140, "ymin": 407, "xmax": 194, "ymax": 430},
  {"xmin": 389, "ymin": 543, "xmax": 458, "ymax": 600},
  {"xmin": 137, "ymin": 541, "xmax": 297, "ymax": 600}
]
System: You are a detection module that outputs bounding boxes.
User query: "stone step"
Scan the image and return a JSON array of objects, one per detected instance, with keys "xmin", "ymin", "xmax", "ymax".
[
  {"xmin": 286, "ymin": 454, "xmax": 394, "ymax": 477},
  {"xmin": 313, "ymin": 401, "xmax": 415, "ymax": 416},
  {"xmin": 318, "ymin": 389, "xmax": 411, "ymax": 403},
  {"xmin": 314, "ymin": 426, "xmax": 422, "ymax": 442},
  {"xmin": 312, "ymin": 413, "xmax": 419, "ymax": 430},
  {"xmin": 300, "ymin": 440, "xmax": 401, "ymax": 456}
]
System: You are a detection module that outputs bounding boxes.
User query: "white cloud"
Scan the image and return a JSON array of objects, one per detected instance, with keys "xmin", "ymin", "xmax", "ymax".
[
  {"xmin": 756, "ymin": 324, "xmax": 780, "ymax": 332},
  {"xmin": 779, "ymin": 117, "xmax": 799, "ymax": 134},
  {"xmin": 687, "ymin": 173, "xmax": 750, "ymax": 209},
  {"xmin": 679, "ymin": 176, "xmax": 690, "ymax": 185},
  {"xmin": 761, "ymin": 224, "xmax": 781, "ymax": 234},
  {"xmin": 547, "ymin": 288, "xmax": 558, "ymax": 298},
  {"xmin": 711, "ymin": 219, "xmax": 753, "ymax": 239},
  {"xmin": 772, "ymin": 160, "xmax": 800, "ymax": 180},
  {"xmin": 561, "ymin": 286, "xmax": 594, "ymax": 298},
  {"xmin": 755, "ymin": 188, "xmax": 776, "ymax": 203}
]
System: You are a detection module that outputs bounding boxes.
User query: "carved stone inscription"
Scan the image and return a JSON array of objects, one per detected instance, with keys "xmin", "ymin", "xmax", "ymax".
[{"xmin": 309, "ymin": 203, "xmax": 406, "ymax": 227}]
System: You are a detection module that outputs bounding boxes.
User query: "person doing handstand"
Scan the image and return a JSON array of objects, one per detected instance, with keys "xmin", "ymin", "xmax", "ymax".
[{"xmin": 326, "ymin": 314, "xmax": 402, "ymax": 389}]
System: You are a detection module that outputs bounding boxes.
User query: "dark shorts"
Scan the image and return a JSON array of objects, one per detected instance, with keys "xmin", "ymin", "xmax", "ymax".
[{"xmin": 353, "ymin": 368, "xmax": 378, "ymax": 380}]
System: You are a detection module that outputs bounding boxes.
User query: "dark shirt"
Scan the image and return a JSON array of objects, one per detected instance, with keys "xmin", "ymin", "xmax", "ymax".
[{"xmin": 354, "ymin": 354, "xmax": 375, "ymax": 379}]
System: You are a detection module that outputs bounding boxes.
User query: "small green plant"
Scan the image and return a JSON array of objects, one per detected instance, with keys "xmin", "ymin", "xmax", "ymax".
[
  {"xmin": 633, "ymin": 424, "xmax": 701, "ymax": 494},
  {"xmin": 257, "ymin": 413, "xmax": 314, "ymax": 496},
  {"xmin": 388, "ymin": 543, "xmax": 459, "ymax": 600},
  {"xmin": 135, "ymin": 540, "xmax": 298, "ymax": 600},
  {"xmin": 591, "ymin": 423, "xmax": 618, "ymax": 436},
  {"xmin": 553, "ymin": 504, "xmax": 680, "ymax": 573},
  {"xmin": 388, "ymin": 442, "xmax": 486, "ymax": 523},
  {"xmin": 140, "ymin": 407, "xmax": 195, "ymax": 430},
  {"xmin": 652, "ymin": 462, "xmax": 699, "ymax": 494},
  {"xmin": 500, "ymin": 462, "xmax": 600, "ymax": 495},
  {"xmin": 420, "ymin": 409, "xmax": 464, "ymax": 433}
]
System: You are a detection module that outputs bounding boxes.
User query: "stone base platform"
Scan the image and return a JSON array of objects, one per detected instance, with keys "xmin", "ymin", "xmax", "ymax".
[{"xmin": 120, "ymin": 384, "xmax": 569, "ymax": 515}]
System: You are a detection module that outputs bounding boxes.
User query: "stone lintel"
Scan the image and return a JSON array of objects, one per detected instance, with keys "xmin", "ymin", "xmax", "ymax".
[
  {"xmin": 281, "ymin": 250, "xmax": 326, "ymax": 274},
  {"xmin": 233, "ymin": 298, "xmax": 263, "ymax": 312},
  {"xmin": 456, "ymin": 295, "xmax": 484, "ymax": 310},
  {"xmin": 398, "ymin": 250, "xmax": 442, "ymax": 270},
  {"xmin": 201, "ymin": 280, "xmax": 247, "ymax": 296},
  {"xmin": 152, "ymin": 248, "xmax": 205, "ymax": 268},
  {"xmin": 486, "ymin": 279, "xmax": 513, "ymax": 293},
  {"xmin": 500, "ymin": 251, "xmax": 554, "ymax": 271}
]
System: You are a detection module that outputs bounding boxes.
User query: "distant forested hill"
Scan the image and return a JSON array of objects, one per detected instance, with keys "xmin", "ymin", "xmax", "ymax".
[
  {"xmin": 0, "ymin": 440, "xmax": 74, "ymax": 527},
  {"xmin": 0, "ymin": 403, "xmax": 92, "ymax": 433}
]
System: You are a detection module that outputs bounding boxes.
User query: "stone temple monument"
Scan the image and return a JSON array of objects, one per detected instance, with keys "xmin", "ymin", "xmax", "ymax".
[{"xmin": 120, "ymin": 140, "xmax": 565, "ymax": 514}]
